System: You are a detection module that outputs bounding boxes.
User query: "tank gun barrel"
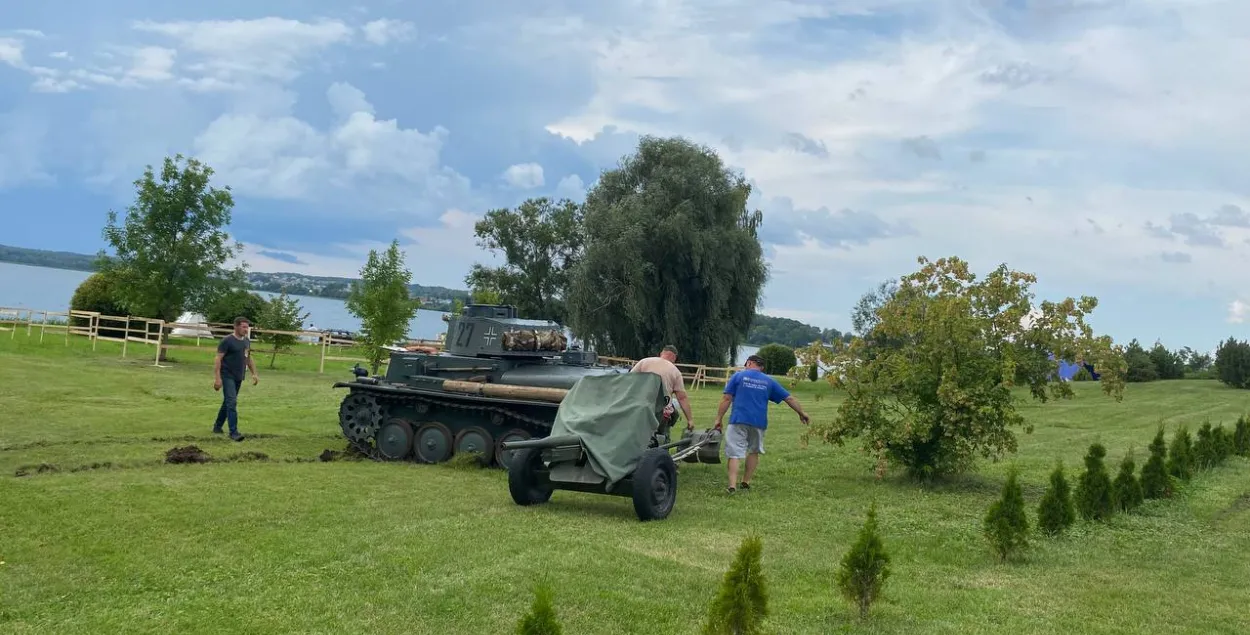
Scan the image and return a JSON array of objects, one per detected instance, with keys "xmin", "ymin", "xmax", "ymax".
[{"xmin": 440, "ymin": 379, "xmax": 568, "ymax": 404}]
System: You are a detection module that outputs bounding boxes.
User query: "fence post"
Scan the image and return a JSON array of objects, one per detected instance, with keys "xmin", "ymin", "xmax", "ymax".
[
  {"xmin": 319, "ymin": 332, "xmax": 327, "ymax": 373},
  {"xmin": 154, "ymin": 320, "xmax": 165, "ymax": 367}
]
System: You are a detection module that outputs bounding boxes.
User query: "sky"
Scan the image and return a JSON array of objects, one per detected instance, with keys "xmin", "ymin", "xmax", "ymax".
[{"xmin": 1, "ymin": 0, "xmax": 1249, "ymax": 352}]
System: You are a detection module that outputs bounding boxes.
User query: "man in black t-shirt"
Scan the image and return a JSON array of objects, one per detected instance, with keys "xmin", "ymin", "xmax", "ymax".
[{"xmin": 213, "ymin": 316, "xmax": 259, "ymax": 440}]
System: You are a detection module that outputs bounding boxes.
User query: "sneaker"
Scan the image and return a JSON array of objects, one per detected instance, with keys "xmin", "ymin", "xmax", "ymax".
[
  {"xmin": 212, "ymin": 428, "xmax": 223, "ymax": 435},
  {"xmin": 230, "ymin": 432, "xmax": 245, "ymax": 442},
  {"xmin": 726, "ymin": 486, "xmax": 736, "ymax": 494},
  {"xmin": 740, "ymin": 482, "xmax": 751, "ymax": 490}
]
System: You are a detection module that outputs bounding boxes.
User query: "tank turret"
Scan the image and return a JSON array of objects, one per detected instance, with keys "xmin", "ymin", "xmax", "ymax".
[{"xmin": 333, "ymin": 304, "xmax": 628, "ymax": 469}]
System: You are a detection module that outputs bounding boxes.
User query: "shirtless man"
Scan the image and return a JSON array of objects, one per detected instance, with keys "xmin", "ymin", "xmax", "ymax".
[{"xmin": 630, "ymin": 345, "xmax": 695, "ymax": 431}]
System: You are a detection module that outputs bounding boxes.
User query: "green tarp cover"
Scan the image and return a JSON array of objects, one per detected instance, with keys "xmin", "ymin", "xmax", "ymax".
[{"xmin": 548, "ymin": 372, "xmax": 666, "ymax": 489}]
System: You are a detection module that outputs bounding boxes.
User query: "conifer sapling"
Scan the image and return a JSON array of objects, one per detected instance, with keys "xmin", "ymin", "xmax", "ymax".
[
  {"xmin": 983, "ymin": 467, "xmax": 1029, "ymax": 561},
  {"xmin": 1234, "ymin": 416, "xmax": 1250, "ymax": 457},
  {"xmin": 1212, "ymin": 424, "xmax": 1233, "ymax": 464},
  {"xmin": 836, "ymin": 502, "xmax": 892, "ymax": 619},
  {"xmin": 1075, "ymin": 443, "xmax": 1114, "ymax": 521},
  {"xmin": 1194, "ymin": 422, "xmax": 1216, "ymax": 471},
  {"xmin": 1140, "ymin": 425, "xmax": 1173, "ymax": 499},
  {"xmin": 703, "ymin": 534, "xmax": 768, "ymax": 635},
  {"xmin": 1166, "ymin": 426, "xmax": 1193, "ymax": 482},
  {"xmin": 1111, "ymin": 451, "xmax": 1143, "ymax": 513},
  {"xmin": 516, "ymin": 583, "xmax": 563, "ymax": 635},
  {"xmin": 1037, "ymin": 460, "xmax": 1076, "ymax": 535}
]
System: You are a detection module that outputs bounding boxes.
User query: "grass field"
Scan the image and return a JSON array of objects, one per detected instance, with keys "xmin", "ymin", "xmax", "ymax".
[{"xmin": 2, "ymin": 333, "xmax": 1248, "ymax": 634}]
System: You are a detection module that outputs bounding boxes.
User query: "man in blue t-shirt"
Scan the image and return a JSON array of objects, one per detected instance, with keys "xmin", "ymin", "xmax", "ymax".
[{"xmin": 714, "ymin": 354, "xmax": 810, "ymax": 493}]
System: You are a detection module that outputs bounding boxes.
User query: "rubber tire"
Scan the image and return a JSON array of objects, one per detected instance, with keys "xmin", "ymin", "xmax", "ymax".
[
  {"xmin": 508, "ymin": 447, "xmax": 554, "ymax": 506},
  {"xmin": 632, "ymin": 448, "xmax": 678, "ymax": 521}
]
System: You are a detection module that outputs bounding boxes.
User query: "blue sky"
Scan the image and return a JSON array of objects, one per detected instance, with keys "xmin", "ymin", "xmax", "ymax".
[{"xmin": 2, "ymin": 0, "xmax": 1249, "ymax": 352}]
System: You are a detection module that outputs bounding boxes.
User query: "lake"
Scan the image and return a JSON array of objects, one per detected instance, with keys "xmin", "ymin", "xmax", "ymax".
[{"xmin": 0, "ymin": 262, "xmax": 759, "ymax": 364}]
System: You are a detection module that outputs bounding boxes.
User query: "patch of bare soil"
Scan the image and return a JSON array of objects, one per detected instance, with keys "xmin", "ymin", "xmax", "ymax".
[{"xmin": 165, "ymin": 445, "xmax": 211, "ymax": 464}]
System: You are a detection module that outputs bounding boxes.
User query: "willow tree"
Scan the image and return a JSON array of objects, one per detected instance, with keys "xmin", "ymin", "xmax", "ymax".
[
  {"xmin": 565, "ymin": 136, "xmax": 768, "ymax": 366},
  {"xmin": 804, "ymin": 256, "xmax": 1128, "ymax": 481}
]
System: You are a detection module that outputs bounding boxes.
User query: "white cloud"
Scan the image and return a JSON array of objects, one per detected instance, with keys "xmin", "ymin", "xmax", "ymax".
[
  {"xmin": 0, "ymin": 38, "xmax": 25, "ymax": 67},
  {"xmin": 502, "ymin": 162, "xmax": 545, "ymax": 189},
  {"xmin": 361, "ymin": 19, "xmax": 415, "ymax": 46},
  {"xmin": 49, "ymin": 51, "xmax": 70, "ymax": 60},
  {"xmin": 554, "ymin": 174, "xmax": 585, "ymax": 200},
  {"xmin": 1230, "ymin": 300, "xmax": 1249, "ymax": 324}
]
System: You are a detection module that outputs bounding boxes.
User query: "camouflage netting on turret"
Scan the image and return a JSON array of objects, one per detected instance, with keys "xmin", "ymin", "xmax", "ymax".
[{"xmin": 503, "ymin": 328, "xmax": 568, "ymax": 352}]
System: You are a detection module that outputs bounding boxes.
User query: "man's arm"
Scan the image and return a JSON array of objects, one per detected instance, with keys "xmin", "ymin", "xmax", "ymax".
[
  {"xmin": 783, "ymin": 395, "xmax": 810, "ymax": 425},
  {"xmin": 245, "ymin": 342, "xmax": 259, "ymax": 383},
  {"xmin": 675, "ymin": 389, "xmax": 695, "ymax": 427},
  {"xmin": 715, "ymin": 394, "xmax": 732, "ymax": 429}
]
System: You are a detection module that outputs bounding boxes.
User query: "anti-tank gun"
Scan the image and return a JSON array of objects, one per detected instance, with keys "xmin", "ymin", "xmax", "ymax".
[{"xmin": 333, "ymin": 304, "xmax": 628, "ymax": 469}]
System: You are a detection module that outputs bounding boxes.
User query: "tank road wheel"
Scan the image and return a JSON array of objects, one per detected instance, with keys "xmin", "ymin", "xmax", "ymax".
[
  {"xmin": 376, "ymin": 418, "xmax": 415, "ymax": 460},
  {"xmin": 413, "ymin": 422, "xmax": 454, "ymax": 463},
  {"xmin": 508, "ymin": 447, "xmax": 553, "ymax": 506},
  {"xmin": 632, "ymin": 448, "xmax": 678, "ymax": 522},
  {"xmin": 494, "ymin": 429, "xmax": 531, "ymax": 470},
  {"xmin": 338, "ymin": 393, "xmax": 384, "ymax": 446},
  {"xmin": 454, "ymin": 427, "xmax": 494, "ymax": 466}
]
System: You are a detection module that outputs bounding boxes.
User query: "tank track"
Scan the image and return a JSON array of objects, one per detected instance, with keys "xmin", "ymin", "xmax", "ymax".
[{"xmin": 338, "ymin": 388, "xmax": 554, "ymax": 467}]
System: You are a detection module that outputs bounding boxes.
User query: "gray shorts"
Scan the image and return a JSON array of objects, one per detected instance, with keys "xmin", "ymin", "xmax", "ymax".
[{"xmin": 724, "ymin": 423, "xmax": 765, "ymax": 459}]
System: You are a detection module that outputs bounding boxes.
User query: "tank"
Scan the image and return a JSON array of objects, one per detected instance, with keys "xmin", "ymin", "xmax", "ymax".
[{"xmin": 332, "ymin": 303, "xmax": 628, "ymax": 469}]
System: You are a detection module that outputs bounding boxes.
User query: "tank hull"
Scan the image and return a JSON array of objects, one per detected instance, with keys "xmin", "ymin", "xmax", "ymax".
[{"xmin": 333, "ymin": 314, "xmax": 630, "ymax": 470}]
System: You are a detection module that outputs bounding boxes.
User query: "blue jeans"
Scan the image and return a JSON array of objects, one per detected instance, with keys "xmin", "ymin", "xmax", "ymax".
[{"xmin": 214, "ymin": 375, "xmax": 243, "ymax": 434}]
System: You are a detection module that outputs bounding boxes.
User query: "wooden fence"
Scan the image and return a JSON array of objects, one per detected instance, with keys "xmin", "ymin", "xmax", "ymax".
[{"xmin": 0, "ymin": 306, "xmax": 744, "ymax": 386}]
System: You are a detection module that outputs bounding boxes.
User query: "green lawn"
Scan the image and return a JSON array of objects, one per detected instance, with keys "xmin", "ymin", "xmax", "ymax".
[{"xmin": 1, "ymin": 333, "xmax": 1248, "ymax": 634}]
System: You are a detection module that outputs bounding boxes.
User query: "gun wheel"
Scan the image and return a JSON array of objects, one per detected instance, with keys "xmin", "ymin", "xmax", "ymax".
[
  {"xmin": 508, "ymin": 447, "xmax": 553, "ymax": 506},
  {"xmin": 632, "ymin": 448, "xmax": 677, "ymax": 522}
]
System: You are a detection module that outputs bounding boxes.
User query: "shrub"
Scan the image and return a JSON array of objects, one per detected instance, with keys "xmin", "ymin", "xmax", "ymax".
[
  {"xmin": 836, "ymin": 502, "xmax": 891, "ymax": 619},
  {"xmin": 756, "ymin": 343, "xmax": 797, "ymax": 376},
  {"xmin": 1037, "ymin": 461, "xmax": 1076, "ymax": 535},
  {"xmin": 1166, "ymin": 426, "xmax": 1194, "ymax": 481},
  {"xmin": 984, "ymin": 467, "xmax": 1029, "ymax": 561},
  {"xmin": 808, "ymin": 361, "xmax": 818, "ymax": 382},
  {"xmin": 1193, "ymin": 422, "xmax": 1217, "ymax": 471},
  {"xmin": 69, "ymin": 271, "xmax": 131, "ymax": 338},
  {"xmin": 204, "ymin": 288, "xmax": 269, "ymax": 326},
  {"xmin": 1212, "ymin": 424, "xmax": 1233, "ymax": 464},
  {"xmin": 1234, "ymin": 416, "xmax": 1250, "ymax": 457},
  {"xmin": 1111, "ymin": 451, "xmax": 1144, "ymax": 513},
  {"xmin": 516, "ymin": 583, "xmax": 562, "ymax": 635},
  {"xmin": 1140, "ymin": 425, "xmax": 1173, "ymax": 499},
  {"xmin": 703, "ymin": 535, "xmax": 768, "ymax": 635},
  {"xmin": 1075, "ymin": 443, "xmax": 1114, "ymax": 522}
]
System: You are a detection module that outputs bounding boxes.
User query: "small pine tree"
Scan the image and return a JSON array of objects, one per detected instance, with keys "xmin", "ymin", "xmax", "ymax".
[
  {"xmin": 1037, "ymin": 461, "xmax": 1076, "ymax": 535},
  {"xmin": 1166, "ymin": 426, "xmax": 1194, "ymax": 481},
  {"xmin": 703, "ymin": 535, "xmax": 768, "ymax": 635},
  {"xmin": 1075, "ymin": 443, "xmax": 1114, "ymax": 521},
  {"xmin": 1140, "ymin": 425, "xmax": 1173, "ymax": 499},
  {"xmin": 1234, "ymin": 416, "xmax": 1250, "ymax": 457},
  {"xmin": 836, "ymin": 502, "xmax": 892, "ymax": 619},
  {"xmin": 808, "ymin": 362, "xmax": 818, "ymax": 382},
  {"xmin": 1193, "ymin": 422, "xmax": 1216, "ymax": 470},
  {"xmin": 1212, "ymin": 424, "xmax": 1233, "ymax": 464},
  {"xmin": 983, "ymin": 467, "xmax": 1030, "ymax": 561},
  {"xmin": 516, "ymin": 583, "xmax": 562, "ymax": 635},
  {"xmin": 1111, "ymin": 451, "xmax": 1144, "ymax": 513}
]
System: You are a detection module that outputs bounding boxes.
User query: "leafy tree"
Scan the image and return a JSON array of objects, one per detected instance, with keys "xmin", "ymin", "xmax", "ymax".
[
  {"xmin": 1140, "ymin": 425, "xmax": 1173, "ymax": 499},
  {"xmin": 1166, "ymin": 426, "xmax": 1194, "ymax": 481},
  {"xmin": 747, "ymin": 314, "xmax": 852, "ymax": 348},
  {"xmin": 702, "ymin": 534, "xmax": 768, "ymax": 635},
  {"xmin": 203, "ymin": 289, "xmax": 269, "ymax": 326},
  {"xmin": 984, "ymin": 467, "xmax": 1030, "ymax": 561},
  {"xmin": 836, "ymin": 502, "xmax": 891, "ymax": 619},
  {"xmin": 1234, "ymin": 415, "xmax": 1250, "ymax": 457},
  {"xmin": 802, "ymin": 256, "xmax": 1128, "ymax": 480},
  {"xmin": 257, "ymin": 291, "xmax": 310, "ymax": 369},
  {"xmin": 470, "ymin": 283, "xmax": 502, "ymax": 305},
  {"xmin": 565, "ymin": 136, "xmax": 769, "ymax": 367},
  {"xmin": 1213, "ymin": 336, "xmax": 1250, "ymax": 389},
  {"xmin": 1075, "ymin": 443, "xmax": 1114, "ymax": 522},
  {"xmin": 515, "ymin": 583, "xmax": 562, "ymax": 635},
  {"xmin": 755, "ymin": 343, "xmax": 796, "ymax": 376},
  {"xmin": 345, "ymin": 240, "xmax": 421, "ymax": 374},
  {"xmin": 1036, "ymin": 461, "xmax": 1076, "ymax": 536},
  {"xmin": 69, "ymin": 270, "xmax": 135, "ymax": 338},
  {"xmin": 96, "ymin": 154, "xmax": 246, "ymax": 358},
  {"xmin": 1111, "ymin": 451, "xmax": 1144, "ymax": 513},
  {"xmin": 466, "ymin": 197, "xmax": 583, "ymax": 323}
]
